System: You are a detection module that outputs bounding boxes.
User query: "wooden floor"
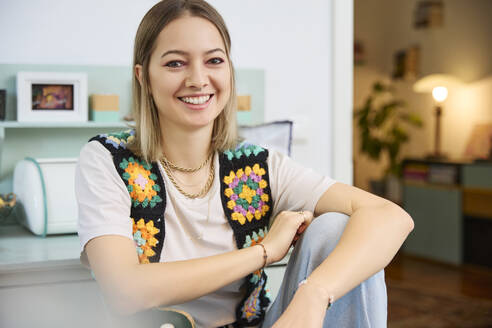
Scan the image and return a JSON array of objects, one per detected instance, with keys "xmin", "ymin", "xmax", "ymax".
[
  {"xmin": 385, "ymin": 252, "xmax": 492, "ymax": 327},
  {"xmin": 386, "ymin": 252, "xmax": 492, "ymax": 301}
]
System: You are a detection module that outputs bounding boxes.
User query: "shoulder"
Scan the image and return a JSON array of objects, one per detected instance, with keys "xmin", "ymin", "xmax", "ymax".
[
  {"xmin": 78, "ymin": 140, "xmax": 113, "ymax": 168},
  {"xmin": 89, "ymin": 129, "xmax": 136, "ymax": 154},
  {"xmin": 221, "ymin": 142, "xmax": 269, "ymax": 163}
]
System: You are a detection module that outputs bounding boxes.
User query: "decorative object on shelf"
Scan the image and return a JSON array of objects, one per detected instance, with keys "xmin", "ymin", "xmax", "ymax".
[
  {"xmin": 123, "ymin": 114, "xmax": 134, "ymax": 121},
  {"xmin": 0, "ymin": 192, "xmax": 17, "ymax": 224},
  {"xmin": 463, "ymin": 123, "xmax": 492, "ymax": 162},
  {"xmin": 355, "ymin": 81, "xmax": 423, "ymax": 202},
  {"xmin": 414, "ymin": 0, "xmax": 444, "ymax": 29},
  {"xmin": 393, "ymin": 45, "xmax": 420, "ymax": 80},
  {"xmin": 16, "ymin": 72, "xmax": 88, "ymax": 122},
  {"xmin": 90, "ymin": 94, "xmax": 120, "ymax": 122},
  {"xmin": 237, "ymin": 95, "xmax": 251, "ymax": 111},
  {"xmin": 413, "ymin": 74, "xmax": 463, "ymax": 160},
  {"xmin": 0, "ymin": 89, "xmax": 6, "ymax": 121},
  {"xmin": 354, "ymin": 39, "xmax": 366, "ymax": 66}
]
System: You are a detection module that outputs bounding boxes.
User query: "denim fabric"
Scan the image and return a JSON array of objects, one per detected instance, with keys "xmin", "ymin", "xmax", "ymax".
[{"xmin": 261, "ymin": 212, "xmax": 387, "ymax": 328}]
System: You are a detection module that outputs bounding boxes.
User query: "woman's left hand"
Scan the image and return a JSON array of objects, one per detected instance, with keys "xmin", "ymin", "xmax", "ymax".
[{"xmin": 271, "ymin": 281, "xmax": 328, "ymax": 328}]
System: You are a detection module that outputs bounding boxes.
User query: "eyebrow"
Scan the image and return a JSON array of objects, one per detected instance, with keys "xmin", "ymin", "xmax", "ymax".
[{"xmin": 161, "ymin": 48, "xmax": 226, "ymax": 58}]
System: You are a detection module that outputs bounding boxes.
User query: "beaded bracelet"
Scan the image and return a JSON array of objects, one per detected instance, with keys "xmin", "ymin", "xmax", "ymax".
[
  {"xmin": 257, "ymin": 243, "xmax": 268, "ymax": 268},
  {"xmin": 298, "ymin": 279, "xmax": 334, "ymax": 309}
]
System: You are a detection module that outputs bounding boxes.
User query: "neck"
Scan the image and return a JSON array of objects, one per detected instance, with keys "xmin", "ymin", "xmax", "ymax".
[{"xmin": 160, "ymin": 121, "xmax": 214, "ymax": 169}]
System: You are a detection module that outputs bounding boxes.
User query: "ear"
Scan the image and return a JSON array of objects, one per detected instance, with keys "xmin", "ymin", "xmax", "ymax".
[{"xmin": 135, "ymin": 64, "xmax": 143, "ymax": 86}]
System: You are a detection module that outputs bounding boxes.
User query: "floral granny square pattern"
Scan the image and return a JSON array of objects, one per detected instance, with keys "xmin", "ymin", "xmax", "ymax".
[
  {"xmin": 132, "ymin": 218, "xmax": 160, "ymax": 264},
  {"xmin": 120, "ymin": 157, "xmax": 163, "ymax": 208},
  {"xmin": 223, "ymin": 164, "xmax": 270, "ymax": 225},
  {"xmin": 100, "ymin": 129, "xmax": 135, "ymax": 150}
]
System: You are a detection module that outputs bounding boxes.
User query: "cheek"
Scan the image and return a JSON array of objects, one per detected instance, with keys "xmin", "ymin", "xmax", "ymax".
[
  {"xmin": 216, "ymin": 70, "xmax": 232, "ymax": 99},
  {"xmin": 150, "ymin": 74, "xmax": 178, "ymax": 102}
]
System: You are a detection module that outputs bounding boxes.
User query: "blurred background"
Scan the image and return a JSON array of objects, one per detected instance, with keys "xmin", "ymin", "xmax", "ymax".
[
  {"xmin": 0, "ymin": 0, "xmax": 491, "ymax": 327},
  {"xmin": 354, "ymin": 0, "xmax": 492, "ymax": 326}
]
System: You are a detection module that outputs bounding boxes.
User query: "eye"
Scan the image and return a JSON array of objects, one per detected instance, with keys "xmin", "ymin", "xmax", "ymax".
[
  {"xmin": 207, "ymin": 57, "xmax": 224, "ymax": 65},
  {"xmin": 165, "ymin": 60, "xmax": 185, "ymax": 68}
]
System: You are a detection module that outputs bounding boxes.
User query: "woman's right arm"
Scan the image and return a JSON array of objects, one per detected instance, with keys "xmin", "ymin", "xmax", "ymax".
[
  {"xmin": 85, "ymin": 234, "xmax": 264, "ymax": 315},
  {"xmin": 86, "ymin": 209, "xmax": 311, "ymax": 316}
]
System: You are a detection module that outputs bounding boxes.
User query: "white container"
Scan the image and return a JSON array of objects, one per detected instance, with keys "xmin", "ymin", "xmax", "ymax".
[{"xmin": 13, "ymin": 158, "xmax": 78, "ymax": 236}]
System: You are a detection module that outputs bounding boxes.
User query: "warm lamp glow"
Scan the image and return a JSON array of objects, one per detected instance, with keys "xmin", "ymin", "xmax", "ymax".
[
  {"xmin": 413, "ymin": 74, "xmax": 463, "ymax": 94},
  {"xmin": 412, "ymin": 73, "xmax": 463, "ymax": 160},
  {"xmin": 432, "ymin": 86, "xmax": 448, "ymax": 102}
]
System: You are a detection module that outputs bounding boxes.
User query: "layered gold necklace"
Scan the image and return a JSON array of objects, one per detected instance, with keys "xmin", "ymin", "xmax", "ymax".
[{"xmin": 160, "ymin": 152, "xmax": 215, "ymax": 199}]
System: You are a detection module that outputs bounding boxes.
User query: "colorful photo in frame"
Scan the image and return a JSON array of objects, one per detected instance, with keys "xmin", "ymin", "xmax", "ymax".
[
  {"xmin": 32, "ymin": 84, "xmax": 74, "ymax": 110},
  {"xmin": 17, "ymin": 72, "xmax": 88, "ymax": 122}
]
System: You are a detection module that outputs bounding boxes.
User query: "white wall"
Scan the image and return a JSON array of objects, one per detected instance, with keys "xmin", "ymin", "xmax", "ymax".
[
  {"xmin": 0, "ymin": 0, "xmax": 354, "ymax": 179},
  {"xmin": 210, "ymin": 0, "xmax": 334, "ymax": 176}
]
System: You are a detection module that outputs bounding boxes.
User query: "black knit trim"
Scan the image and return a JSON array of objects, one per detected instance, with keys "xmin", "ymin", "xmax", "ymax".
[
  {"xmin": 219, "ymin": 144, "xmax": 273, "ymax": 326},
  {"xmin": 89, "ymin": 130, "xmax": 166, "ymax": 264}
]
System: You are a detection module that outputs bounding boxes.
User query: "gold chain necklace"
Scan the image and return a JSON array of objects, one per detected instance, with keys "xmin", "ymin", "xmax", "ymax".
[
  {"xmin": 161, "ymin": 152, "xmax": 212, "ymax": 173},
  {"xmin": 160, "ymin": 154, "xmax": 215, "ymax": 199}
]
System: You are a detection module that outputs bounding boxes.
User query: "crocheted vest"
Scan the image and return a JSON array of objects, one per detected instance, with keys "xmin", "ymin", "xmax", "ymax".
[{"xmin": 90, "ymin": 130, "xmax": 273, "ymax": 327}]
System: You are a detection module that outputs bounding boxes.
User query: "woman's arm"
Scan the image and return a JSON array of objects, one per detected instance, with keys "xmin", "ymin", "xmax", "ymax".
[
  {"xmin": 86, "ymin": 235, "xmax": 265, "ymax": 315},
  {"xmin": 307, "ymin": 182, "xmax": 414, "ymax": 303},
  {"xmin": 85, "ymin": 210, "xmax": 309, "ymax": 316},
  {"xmin": 271, "ymin": 182, "xmax": 413, "ymax": 327}
]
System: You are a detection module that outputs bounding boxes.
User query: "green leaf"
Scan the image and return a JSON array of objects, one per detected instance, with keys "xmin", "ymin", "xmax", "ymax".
[
  {"xmin": 373, "ymin": 82, "xmax": 385, "ymax": 93},
  {"xmin": 399, "ymin": 112, "xmax": 424, "ymax": 127},
  {"xmin": 373, "ymin": 102, "xmax": 397, "ymax": 127}
]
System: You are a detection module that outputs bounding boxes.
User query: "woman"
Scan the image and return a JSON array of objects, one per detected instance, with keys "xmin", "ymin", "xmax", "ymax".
[{"xmin": 75, "ymin": 1, "xmax": 414, "ymax": 327}]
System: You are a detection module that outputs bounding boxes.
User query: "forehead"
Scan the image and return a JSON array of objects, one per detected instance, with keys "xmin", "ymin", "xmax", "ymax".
[{"xmin": 154, "ymin": 15, "xmax": 226, "ymax": 54}]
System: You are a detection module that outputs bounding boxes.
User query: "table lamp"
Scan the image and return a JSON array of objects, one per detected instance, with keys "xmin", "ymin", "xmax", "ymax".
[{"xmin": 413, "ymin": 74, "xmax": 462, "ymax": 160}]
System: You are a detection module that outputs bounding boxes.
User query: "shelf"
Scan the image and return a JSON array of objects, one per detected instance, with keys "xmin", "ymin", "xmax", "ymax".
[
  {"xmin": 0, "ymin": 121, "xmax": 133, "ymax": 128},
  {"xmin": 0, "ymin": 121, "xmax": 134, "ymax": 176}
]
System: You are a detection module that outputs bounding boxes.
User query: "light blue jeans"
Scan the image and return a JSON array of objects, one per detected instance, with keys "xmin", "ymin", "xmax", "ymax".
[{"xmin": 261, "ymin": 212, "xmax": 388, "ymax": 328}]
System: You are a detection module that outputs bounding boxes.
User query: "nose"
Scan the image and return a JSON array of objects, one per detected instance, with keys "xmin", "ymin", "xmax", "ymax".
[{"xmin": 185, "ymin": 63, "xmax": 208, "ymax": 89}]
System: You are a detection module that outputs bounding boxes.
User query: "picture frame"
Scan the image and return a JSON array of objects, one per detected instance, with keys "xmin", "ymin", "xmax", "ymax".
[
  {"xmin": 16, "ymin": 72, "xmax": 88, "ymax": 122},
  {"xmin": 414, "ymin": 1, "xmax": 444, "ymax": 29}
]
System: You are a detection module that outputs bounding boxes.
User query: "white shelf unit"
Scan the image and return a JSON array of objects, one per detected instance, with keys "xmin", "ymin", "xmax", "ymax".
[{"xmin": 0, "ymin": 121, "xmax": 132, "ymax": 191}]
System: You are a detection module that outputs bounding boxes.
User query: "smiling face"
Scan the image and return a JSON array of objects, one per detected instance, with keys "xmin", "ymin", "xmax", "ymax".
[{"xmin": 144, "ymin": 14, "xmax": 231, "ymax": 132}]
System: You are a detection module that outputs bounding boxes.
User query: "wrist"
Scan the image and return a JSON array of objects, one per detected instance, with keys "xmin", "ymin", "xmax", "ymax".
[
  {"xmin": 297, "ymin": 278, "xmax": 334, "ymax": 309},
  {"xmin": 256, "ymin": 243, "xmax": 268, "ymax": 268}
]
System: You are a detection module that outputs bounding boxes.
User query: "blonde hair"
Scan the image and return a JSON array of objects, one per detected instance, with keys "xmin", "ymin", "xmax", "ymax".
[{"xmin": 129, "ymin": 0, "xmax": 238, "ymax": 162}]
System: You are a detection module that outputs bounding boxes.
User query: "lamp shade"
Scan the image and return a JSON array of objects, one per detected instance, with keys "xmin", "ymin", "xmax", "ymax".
[{"xmin": 413, "ymin": 74, "xmax": 463, "ymax": 93}]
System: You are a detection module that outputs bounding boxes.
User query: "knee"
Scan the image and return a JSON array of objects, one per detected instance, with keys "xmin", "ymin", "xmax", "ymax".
[{"xmin": 299, "ymin": 212, "xmax": 349, "ymax": 255}]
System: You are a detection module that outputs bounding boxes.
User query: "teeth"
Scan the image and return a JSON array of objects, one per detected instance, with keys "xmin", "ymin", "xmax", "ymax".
[{"xmin": 180, "ymin": 95, "xmax": 211, "ymax": 105}]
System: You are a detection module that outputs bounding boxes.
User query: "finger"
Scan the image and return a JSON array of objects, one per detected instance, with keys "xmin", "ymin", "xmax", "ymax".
[
  {"xmin": 303, "ymin": 210, "xmax": 314, "ymax": 223},
  {"xmin": 297, "ymin": 211, "xmax": 314, "ymax": 233}
]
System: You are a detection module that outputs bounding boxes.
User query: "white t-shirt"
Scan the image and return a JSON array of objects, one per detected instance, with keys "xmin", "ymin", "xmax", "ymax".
[{"xmin": 75, "ymin": 141, "xmax": 335, "ymax": 328}]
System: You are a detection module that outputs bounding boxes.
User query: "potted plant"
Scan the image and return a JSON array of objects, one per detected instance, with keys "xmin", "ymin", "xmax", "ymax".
[{"xmin": 354, "ymin": 81, "xmax": 423, "ymax": 201}]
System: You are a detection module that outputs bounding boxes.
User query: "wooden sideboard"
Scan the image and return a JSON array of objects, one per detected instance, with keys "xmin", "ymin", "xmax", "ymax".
[{"xmin": 401, "ymin": 158, "xmax": 492, "ymax": 267}]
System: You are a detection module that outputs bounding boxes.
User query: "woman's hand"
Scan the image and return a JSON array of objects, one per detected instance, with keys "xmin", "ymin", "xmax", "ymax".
[
  {"xmin": 261, "ymin": 210, "xmax": 313, "ymax": 265},
  {"xmin": 272, "ymin": 282, "xmax": 328, "ymax": 328}
]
